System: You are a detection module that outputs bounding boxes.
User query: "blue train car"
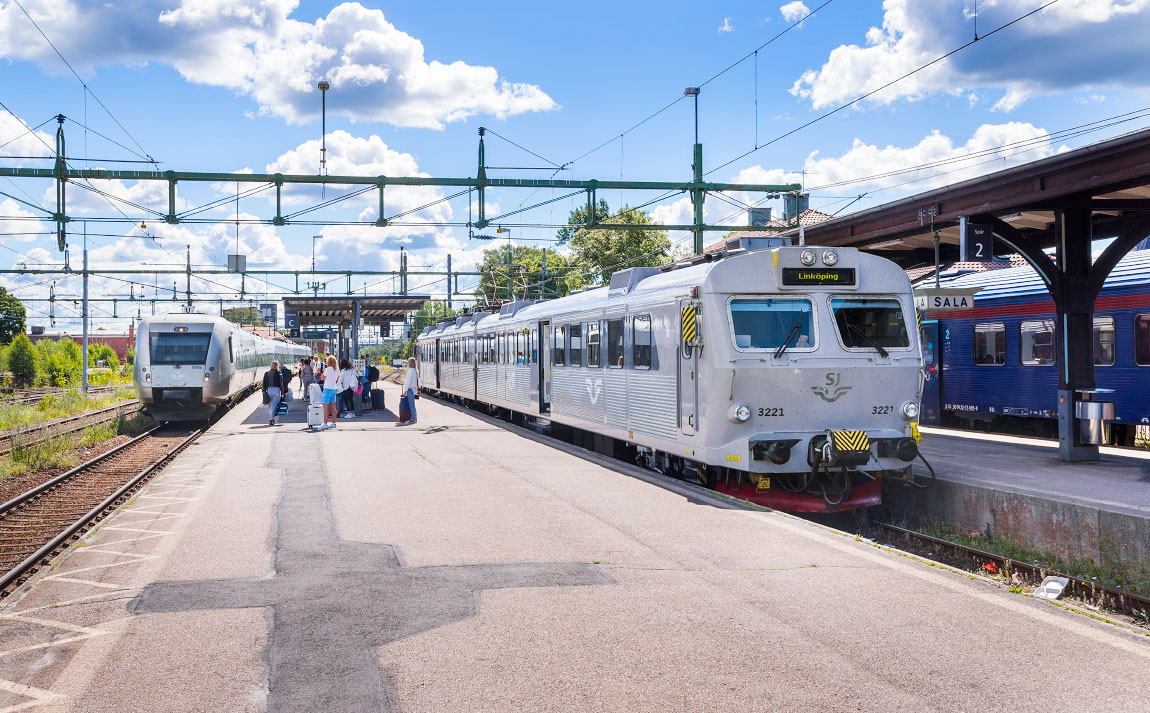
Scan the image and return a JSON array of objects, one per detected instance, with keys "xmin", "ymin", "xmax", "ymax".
[{"xmin": 919, "ymin": 249, "xmax": 1150, "ymax": 445}]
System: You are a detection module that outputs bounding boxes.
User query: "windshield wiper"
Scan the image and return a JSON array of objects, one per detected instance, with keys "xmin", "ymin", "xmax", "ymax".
[
  {"xmin": 847, "ymin": 323, "xmax": 889, "ymax": 357},
  {"xmin": 773, "ymin": 322, "xmax": 802, "ymax": 359}
]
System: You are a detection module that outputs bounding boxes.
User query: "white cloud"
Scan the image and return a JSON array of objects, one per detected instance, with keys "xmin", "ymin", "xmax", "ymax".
[
  {"xmin": 0, "ymin": 111, "xmax": 54, "ymax": 162},
  {"xmin": 789, "ymin": 0, "xmax": 1150, "ymax": 111},
  {"xmin": 718, "ymin": 17, "xmax": 735, "ymax": 32},
  {"xmin": 0, "ymin": 1, "xmax": 556, "ymax": 129},
  {"xmin": 780, "ymin": 2, "xmax": 811, "ymax": 24}
]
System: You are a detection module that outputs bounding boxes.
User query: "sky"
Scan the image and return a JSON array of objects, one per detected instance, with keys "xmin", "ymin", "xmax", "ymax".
[{"xmin": 1, "ymin": 0, "xmax": 1149, "ymax": 331}]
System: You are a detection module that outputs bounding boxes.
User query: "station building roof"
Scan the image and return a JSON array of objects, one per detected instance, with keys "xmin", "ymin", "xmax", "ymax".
[{"xmin": 281, "ymin": 295, "xmax": 429, "ymax": 326}]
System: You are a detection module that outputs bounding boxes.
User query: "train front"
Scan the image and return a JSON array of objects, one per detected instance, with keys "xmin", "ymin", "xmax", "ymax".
[
  {"xmin": 134, "ymin": 315, "xmax": 224, "ymax": 421},
  {"xmin": 696, "ymin": 246, "xmax": 923, "ymax": 511}
]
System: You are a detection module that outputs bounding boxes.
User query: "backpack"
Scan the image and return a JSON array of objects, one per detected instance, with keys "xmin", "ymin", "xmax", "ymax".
[{"xmin": 366, "ymin": 365, "xmax": 380, "ymax": 382}]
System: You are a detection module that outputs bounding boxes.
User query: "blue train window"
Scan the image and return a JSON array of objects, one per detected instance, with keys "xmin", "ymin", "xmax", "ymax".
[
  {"xmin": 1092, "ymin": 316, "xmax": 1116, "ymax": 367},
  {"xmin": 920, "ymin": 325, "xmax": 936, "ymax": 366},
  {"xmin": 973, "ymin": 322, "xmax": 1006, "ymax": 366},
  {"xmin": 1136, "ymin": 315, "xmax": 1150, "ymax": 366},
  {"xmin": 633, "ymin": 315, "xmax": 652, "ymax": 369},
  {"xmin": 1020, "ymin": 319, "xmax": 1056, "ymax": 366}
]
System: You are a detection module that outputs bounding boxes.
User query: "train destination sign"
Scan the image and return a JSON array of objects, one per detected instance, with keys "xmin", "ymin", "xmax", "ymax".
[
  {"xmin": 913, "ymin": 287, "xmax": 981, "ymax": 312},
  {"xmin": 781, "ymin": 268, "xmax": 857, "ymax": 286}
]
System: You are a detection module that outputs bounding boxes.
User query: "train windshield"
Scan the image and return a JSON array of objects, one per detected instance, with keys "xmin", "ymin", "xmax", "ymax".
[
  {"xmin": 729, "ymin": 298, "xmax": 813, "ymax": 349},
  {"xmin": 831, "ymin": 298, "xmax": 909, "ymax": 348},
  {"xmin": 150, "ymin": 333, "xmax": 212, "ymax": 365}
]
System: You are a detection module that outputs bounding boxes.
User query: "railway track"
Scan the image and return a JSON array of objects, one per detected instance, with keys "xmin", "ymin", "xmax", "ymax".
[
  {"xmin": 0, "ymin": 401, "xmax": 143, "ymax": 459},
  {"xmin": 1, "ymin": 385, "xmax": 119, "ymax": 406},
  {"xmin": 0, "ymin": 425, "xmax": 203, "ymax": 598},
  {"xmin": 874, "ymin": 521, "xmax": 1150, "ymax": 618}
]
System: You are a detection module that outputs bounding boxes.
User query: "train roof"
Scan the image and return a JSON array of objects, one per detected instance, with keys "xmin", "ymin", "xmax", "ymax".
[{"xmin": 930, "ymin": 246, "xmax": 1150, "ymax": 302}]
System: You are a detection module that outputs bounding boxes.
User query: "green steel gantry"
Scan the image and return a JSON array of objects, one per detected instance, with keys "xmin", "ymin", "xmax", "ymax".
[{"xmin": 0, "ymin": 120, "xmax": 801, "ymax": 257}]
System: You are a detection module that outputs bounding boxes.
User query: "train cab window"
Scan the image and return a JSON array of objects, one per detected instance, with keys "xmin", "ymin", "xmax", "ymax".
[
  {"xmin": 150, "ymin": 332, "xmax": 212, "ymax": 365},
  {"xmin": 1135, "ymin": 315, "xmax": 1150, "ymax": 366},
  {"xmin": 607, "ymin": 319, "xmax": 624, "ymax": 368},
  {"xmin": 1020, "ymin": 319, "xmax": 1055, "ymax": 366},
  {"xmin": 633, "ymin": 315, "xmax": 652, "ymax": 369},
  {"xmin": 587, "ymin": 321, "xmax": 601, "ymax": 367},
  {"xmin": 729, "ymin": 298, "xmax": 813, "ymax": 350},
  {"xmin": 1093, "ymin": 316, "xmax": 1115, "ymax": 366},
  {"xmin": 531, "ymin": 329, "xmax": 538, "ymax": 363},
  {"xmin": 974, "ymin": 322, "xmax": 1007, "ymax": 366},
  {"xmin": 569, "ymin": 324, "xmax": 583, "ymax": 366},
  {"xmin": 831, "ymin": 298, "xmax": 909, "ymax": 349},
  {"xmin": 553, "ymin": 325, "xmax": 566, "ymax": 366},
  {"xmin": 228, "ymin": 336, "xmax": 234, "ymax": 363}
]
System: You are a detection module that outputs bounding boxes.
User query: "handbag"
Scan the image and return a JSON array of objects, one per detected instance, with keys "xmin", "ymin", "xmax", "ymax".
[
  {"xmin": 355, "ymin": 383, "xmax": 362, "ymax": 395},
  {"xmin": 262, "ymin": 390, "xmax": 270, "ymax": 405}
]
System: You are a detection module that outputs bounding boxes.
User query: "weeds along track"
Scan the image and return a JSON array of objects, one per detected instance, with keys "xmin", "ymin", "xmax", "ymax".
[
  {"xmin": 874, "ymin": 521, "xmax": 1150, "ymax": 617},
  {"xmin": 0, "ymin": 401, "xmax": 142, "ymax": 459},
  {"xmin": 0, "ymin": 424, "xmax": 203, "ymax": 597},
  {"xmin": 1, "ymin": 385, "xmax": 119, "ymax": 407}
]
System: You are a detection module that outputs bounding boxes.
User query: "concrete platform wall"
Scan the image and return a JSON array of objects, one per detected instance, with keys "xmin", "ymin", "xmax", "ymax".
[{"xmin": 881, "ymin": 479, "xmax": 1150, "ymax": 592}]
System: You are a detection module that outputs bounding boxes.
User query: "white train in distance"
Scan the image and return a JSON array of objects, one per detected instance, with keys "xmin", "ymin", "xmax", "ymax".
[
  {"xmin": 134, "ymin": 313, "xmax": 308, "ymax": 421},
  {"xmin": 417, "ymin": 238, "xmax": 925, "ymax": 510}
]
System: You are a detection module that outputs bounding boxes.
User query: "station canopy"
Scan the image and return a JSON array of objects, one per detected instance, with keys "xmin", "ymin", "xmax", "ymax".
[{"xmin": 282, "ymin": 295, "xmax": 429, "ymax": 327}]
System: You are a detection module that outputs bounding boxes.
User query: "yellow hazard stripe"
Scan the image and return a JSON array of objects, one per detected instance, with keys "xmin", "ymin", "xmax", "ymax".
[
  {"xmin": 682, "ymin": 305, "xmax": 697, "ymax": 343},
  {"xmin": 832, "ymin": 430, "xmax": 870, "ymax": 452}
]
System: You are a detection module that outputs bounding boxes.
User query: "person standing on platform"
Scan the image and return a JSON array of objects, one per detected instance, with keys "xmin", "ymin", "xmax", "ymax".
[
  {"xmin": 262, "ymin": 360, "xmax": 284, "ymax": 427},
  {"xmin": 400, "ymin": 356, "xmax": 419, "ymax": 425},
  {"xmin": 338, "ymin": 358, "xmax": 357, "ymax": 419},
  {"xmin": 279, "ymin": 360, "xmax": 294, "ymax": 414},
  {"xmin": 320, "ymin": 355, "xmax": 340, "ymax": 429},
  {"xmin": 299, "ymin": 358, "xmax": 314, "ymax": 403}
]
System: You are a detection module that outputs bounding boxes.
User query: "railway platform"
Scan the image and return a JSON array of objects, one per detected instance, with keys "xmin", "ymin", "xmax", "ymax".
[
  {"xmin": 883, "ymin": 427, "xmax": 1150, "ymax": 591},
  {"xmin": 1, "ymin": 383, "xmax": 1147, "ymax": 713}
]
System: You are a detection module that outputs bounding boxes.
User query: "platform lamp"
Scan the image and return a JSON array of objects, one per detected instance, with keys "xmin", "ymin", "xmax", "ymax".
[
  {"xmin": 317, "ymin": 81, "xmax": 330, "ymax": 177},
  {"xmin": 683, "ymin": 86, "xmax": 700, "ymax": 145}
]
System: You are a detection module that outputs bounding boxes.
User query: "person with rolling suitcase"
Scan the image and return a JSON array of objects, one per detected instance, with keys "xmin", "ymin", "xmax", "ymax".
[{"xmin": 398, "ymin": 356, "xmax": 418, "ymax": 425}]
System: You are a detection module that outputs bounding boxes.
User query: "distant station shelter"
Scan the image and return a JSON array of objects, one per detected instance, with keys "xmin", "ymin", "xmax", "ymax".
[
  {"xmin": 282, "ymin": 295, "xmax": 428, "ymax": 360},
  {"xmin": 791, "ymin": 128, "xmax": 1150, "ymax": 462}
]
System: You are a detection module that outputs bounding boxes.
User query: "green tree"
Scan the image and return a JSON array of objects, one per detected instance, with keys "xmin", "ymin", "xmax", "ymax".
[
  {"xmin": 564, "ymin": 205, "xmax": 672, "ymax": 285},
  {"xmin": 125, "ymin": 346, "xmax": 135, "ymax": 366},
  {"xmin": 556, "ymin": 198, "xmax": 611, "ymax": 245},
  {"xmin": 0, "ymin": 287, "xmax": 26, "ymax": 345},
  {"xmin": 474, "ymin": 245, "xmax": 582, "ymax": 304},
  {"xmin": 7, "ymin": 333, "xmax": 36, "ymax": 383},
  {"xmin": 222, "ymin": 307, "xmax": 265, "ymax": 326},
  {"xmin": 88, "ymin": 343, "xmax": 121, "ymax": 370}
]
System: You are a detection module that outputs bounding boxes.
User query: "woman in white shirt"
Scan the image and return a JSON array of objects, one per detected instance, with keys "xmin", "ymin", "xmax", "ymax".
[
  {"xmin": 401, "ymin": 356, "xmax": 419, "ymax": 424},
  {"xmin": 320, "ymin": 355, "xmax": 340, "ymax": 429},
  {"xmin": 338, "ymin": 359, "xmax": 358, "ymax": 419}
]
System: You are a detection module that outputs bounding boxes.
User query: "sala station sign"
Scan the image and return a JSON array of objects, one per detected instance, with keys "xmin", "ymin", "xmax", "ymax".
[{"xmin": 913, "ymin": 287, "xmax": 981, "ymax": 312}]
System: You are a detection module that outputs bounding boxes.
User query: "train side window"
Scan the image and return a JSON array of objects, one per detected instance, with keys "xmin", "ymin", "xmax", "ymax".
[
  {"xmin": 633, "ymin": 315, "xmax": 652, "ymax": 369},
  {"xmin": 489, "ymin": 335, "xmax": 496, "ymax": 364},
  {"xmin": 973, "ymin": 322, "xmax": 1006, "ymax": 366},
  {"xmin": 607, "ymin": 319, "xmax": 624, "ymax": 368},
  {"xmin": 228, "ymin": 336, "xmax": 233, "ymax": 363},
  {"xmin": 553, "ymin": 325, "xmax": 566, "ymax": 366},
  {"xmin": 1093, "ymin": 316, "xmax": 1115, "ymax": 366},
  {"xmin": 531, "ymin": 329, "xmax": 538, "ymax": 363},
  {"xmin": 1136, "ymin": 314, "xmax": 1150, "ymax": 366},
  {"xmin": 587, "ymin": 321, "xmax": 601, "ymax": 367},
  {"xmin": 569, "ymin": 323, "xmax": 583, "ymax": 366},
  {"xmin": 516, "ymin": 332, "xmax": 525, "ymax": 364},
  {"xmin": 1020, "ymin": 319, "xmax": 1055, "ymax": 366}
]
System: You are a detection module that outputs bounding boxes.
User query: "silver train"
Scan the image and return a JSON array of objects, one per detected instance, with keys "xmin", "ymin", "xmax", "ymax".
[
  {"xmin": 134, "ymin": 313, "xmax": 308, "ymax": 421},
  {"xmin": 416, "ymin": 240, "xmax": 924, "ymax": 509}
]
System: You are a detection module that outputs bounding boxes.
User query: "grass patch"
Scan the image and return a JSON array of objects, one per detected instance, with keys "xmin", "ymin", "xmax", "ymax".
[
  {"xmin": 912, "ymin": 522, "xmax": 1146, "ymax": 596},
  {"xmin": 0, "ymin": 385, "xmax": 138, "ymax": 432},
  {"xmin": 0, "ymin": 409, "xmax": 154, "ymax": 480}
]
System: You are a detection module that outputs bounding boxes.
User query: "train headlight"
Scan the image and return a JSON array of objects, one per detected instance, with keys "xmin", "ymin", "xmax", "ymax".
[
  {"xmin": 799, "ymin": 249, "xmax": 817, "ymax": 266},
  {"xmin": 203, "ymin": 374, "xmax": 211, "ymax": 383},
  {"xmin": 821, "ymin": 249, "xmax": 839, "ymax": 266},
  {"xmin": 144, "ymin": 373, "xmax": 151, "ymax": 383},
  {"xmin": 730, "ymin": 404, "xmax": 752, "ymax": 423},
  {"xmin": 901, "ymin": 401, "xmax": 919, "ymax": 419}
]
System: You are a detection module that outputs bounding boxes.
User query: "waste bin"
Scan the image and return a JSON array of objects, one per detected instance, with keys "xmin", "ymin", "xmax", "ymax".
[{"xmin": 1075, "ymin": 388, "xmax": 1115, "ymax": 445}]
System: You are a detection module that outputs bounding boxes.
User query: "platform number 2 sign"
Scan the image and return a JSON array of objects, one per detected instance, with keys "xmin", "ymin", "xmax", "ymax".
[{"xmin": 962, "ymin": 222, "xmax": 994, "ymax": 262}]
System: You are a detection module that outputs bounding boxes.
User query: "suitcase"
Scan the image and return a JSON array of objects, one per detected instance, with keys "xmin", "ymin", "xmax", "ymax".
[
  {"xmin": 307, "ymin": 403, "xmax": 323, "ymax": 429},
  {"xmin": 371, "ymin": 390, "xmax": 384, "ymax": 410},
  {"xmin": 398, "ymin": 393, "xmax": 411, "ymax": 422},
  {"xmin": 308, "ymin": 383, "xmax": 324, "ymax": 403}
]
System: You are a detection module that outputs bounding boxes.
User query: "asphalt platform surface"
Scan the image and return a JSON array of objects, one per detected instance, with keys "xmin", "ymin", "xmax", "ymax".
[{"xmin": 0, "ymin": 382, "xmax": 1147, "ymax": 712}]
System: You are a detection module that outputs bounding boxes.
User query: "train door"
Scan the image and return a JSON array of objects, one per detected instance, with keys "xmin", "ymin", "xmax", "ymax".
[
  {"xmin": 679, "ymin": 299, "xmax": 699, "ymax": 436},
  {"xmin": 471, "ymin": 335, "xmax": 478, "ymax": 401},
  {"xmin": 538, "ymin": 320, "xmax": 551, "ymax": 413},
  {"xmin": 919, "ymin": 320, "xmax": 941, "ymax": 425},
  {"xmin": 434, "ymin": 338, "xmax": 441, "ymax": 390}
]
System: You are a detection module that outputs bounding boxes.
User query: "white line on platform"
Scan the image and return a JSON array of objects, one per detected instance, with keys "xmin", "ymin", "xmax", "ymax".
[{"xmin": 920, "ymin": 426, "xmax": 1150, "ymax": 460}]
